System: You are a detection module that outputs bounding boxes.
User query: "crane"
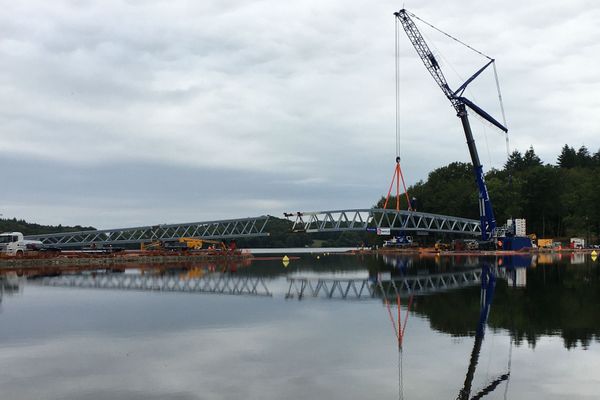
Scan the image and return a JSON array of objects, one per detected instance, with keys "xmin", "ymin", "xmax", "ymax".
[{"xmin": 394, "ymin": 9, "xmax": 507, "ymax": 242}]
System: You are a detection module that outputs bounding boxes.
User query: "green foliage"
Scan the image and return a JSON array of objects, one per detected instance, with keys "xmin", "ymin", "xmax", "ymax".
[
  {"xmin": 557, "ymin": 144, "xmax": 577, "ymax": 168},
  {"xmin": 558, "ymin": 144, "xmax": 598, "ymax": 169},
  {"xmin": 378, "ymin": 162, "xmax": 479, "ymax": 220},
  {"xmin": 0, "ymin": 218, "xmax": 95, "ymax": 236}
]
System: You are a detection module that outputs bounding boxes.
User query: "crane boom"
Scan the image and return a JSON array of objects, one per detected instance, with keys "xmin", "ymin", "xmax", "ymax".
[
  {"xmin": 394, "ymin": 10, "xmax": 459, "ymax": 110},
  {"xmin": 394, "ymin": 9, "xmax": 506, "ymax": 241}
]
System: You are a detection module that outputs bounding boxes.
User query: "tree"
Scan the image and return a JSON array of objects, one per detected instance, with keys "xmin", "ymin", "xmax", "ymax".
[
  {"xmin": 504, "ymin": 150, "xmax": 524, "ymax": 172},
  {"xmin": 519, "ymin": 165, "xmax": 562, "ymax": 236},
  {"xmin": 593, "ymin": 148, "xmax": 600, "ymax": 167},
  {"xmin": 523, "ymin": 146, "xmax": 542, "ymax": 168},
  {"xmin": 557, "ymin": 145, "xmax": 577, "ymax": 168},
  {"xmin": 576, "ymin": 145, "xmax": 592, "ymax": 168}
]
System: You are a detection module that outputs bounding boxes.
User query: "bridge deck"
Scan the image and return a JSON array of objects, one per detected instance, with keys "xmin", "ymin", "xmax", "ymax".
[
  {"xmin": 291, "ymin": 209, "xmax": 481, "ymax": 235},
  {"xmin": 25, "ymin": 216, "xmax": 270, "ymax": 248}
]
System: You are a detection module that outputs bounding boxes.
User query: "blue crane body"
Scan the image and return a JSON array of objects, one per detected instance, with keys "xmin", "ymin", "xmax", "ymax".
[{"xmin": 395, "ymin": 9, "xmax": 510, "ymax": 243}]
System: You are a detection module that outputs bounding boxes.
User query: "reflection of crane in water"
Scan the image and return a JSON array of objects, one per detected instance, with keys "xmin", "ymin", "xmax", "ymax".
[
  {"xmin": 457, "ymin": 264, "xmax": 511, "ymax": 400},
  {"xmin": 384, "ymin": 289, "xmax": 414, "ymax": 400},
  {"xmin": 378, "ymin": 264, "xmax": 511, "ymax": 400},
  {"xmin": 285, "ymin": 261, "xmax": 518, "ymax": 398}
]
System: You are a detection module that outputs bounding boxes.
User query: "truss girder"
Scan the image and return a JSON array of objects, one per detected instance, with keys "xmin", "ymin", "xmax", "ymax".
[
  {"xmin": 25, "ymin": 216, "xmax": 270, "ymax": 248},
  {"xmin": 292, "ymin": 209, "xmax": 480, "ymax": 236},
  {"xmin": 285, "ymin": 268, "xmax": 504, "ymax": 300},
  {"xmin": 36, "ymin": 273, "xmax": 272, "ymax": 297}
]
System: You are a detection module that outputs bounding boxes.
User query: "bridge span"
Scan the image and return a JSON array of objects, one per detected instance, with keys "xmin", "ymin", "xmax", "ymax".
[
  {"xmin": 21, "ymin": 208, "xmax": 481, "ymax": 249},
  {"xmin": 25, "ymin": 216, "xmax": 270, "ymax": 248},
  {"xmin": 291, "ymin": 208, "xmax": 481, "ymax": 236}
]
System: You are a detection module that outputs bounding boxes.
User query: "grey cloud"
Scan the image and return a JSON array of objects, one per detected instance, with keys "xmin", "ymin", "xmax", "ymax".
[{"xmin": 0, "ymin": 0, "xmax": 598, "ymax": 226}]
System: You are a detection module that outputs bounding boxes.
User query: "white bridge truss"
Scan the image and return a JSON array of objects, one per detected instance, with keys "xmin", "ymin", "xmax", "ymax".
[
  {"xmin": 291, "ymin": 208, "xmax": 481, "ymax": 235},
  {"xmin": 35, "ymin": 273, "xmax": 272, "ymax": 297},
  {"xmin": 25, "ymin": 216, "xmax": 270, "ymax": 248}
]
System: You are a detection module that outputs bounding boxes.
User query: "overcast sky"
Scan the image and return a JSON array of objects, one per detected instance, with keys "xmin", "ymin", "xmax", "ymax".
[{"xmin": 1, "ymin": 0, "xmax": 598, "ymax": 228}]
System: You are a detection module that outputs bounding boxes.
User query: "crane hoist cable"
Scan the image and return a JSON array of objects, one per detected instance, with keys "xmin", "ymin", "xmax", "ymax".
[
  {"xmin": 383, "ymin": 16, "xmax": 412, "ymax": 212},
  {"xmin": 492, "ymin": 62, "xmax": 510, "ymax": 159},
  {"xmin": 405, "ymin": 10, "xmax": 493, "ymax": 61}
]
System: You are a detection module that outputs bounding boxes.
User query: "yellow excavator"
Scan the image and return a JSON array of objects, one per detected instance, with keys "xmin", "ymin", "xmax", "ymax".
[
  {"xmin": 177, "ymin": 238, "xmax": 227, "ymax": 251},
  {"xmin": 140, "ymin": 237, "xmax": 227, "ymax": 251}
]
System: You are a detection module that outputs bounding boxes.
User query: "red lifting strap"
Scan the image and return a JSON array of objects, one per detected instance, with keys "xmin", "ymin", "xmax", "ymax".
[{"xmin": 383, "ymin": 159, "xmax": 412, "ymax": 211}]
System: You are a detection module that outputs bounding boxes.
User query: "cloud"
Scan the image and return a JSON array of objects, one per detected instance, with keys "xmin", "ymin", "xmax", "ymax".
[{"xmin": 0, "ymin": 0, "xmax": 598, "ymax": 226}]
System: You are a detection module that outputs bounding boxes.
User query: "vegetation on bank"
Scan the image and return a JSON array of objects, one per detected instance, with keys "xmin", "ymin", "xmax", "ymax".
[
  {"xmin": 378, "ymin": 144, "xmax": 600, "ymax": 241},
  {"xmin": 0, "ymin": 218, "xmax": 95, "ymax": 236}
]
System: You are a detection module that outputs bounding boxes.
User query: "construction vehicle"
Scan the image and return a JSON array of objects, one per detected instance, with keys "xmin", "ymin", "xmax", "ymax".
[
  {"xmin": 140, "ymin": 237, "xmax": 228, "ymax": 251},
  {"xmin": 383, "ymin": 235, "xmax": 414, "ymax": 248},
  {"xmin": 570, "ymin": 238, "xmax": 585, "ymax": 249},
  {"xmin": 434, "ymin": 240, "xmax": 451, "ymax": 251},
  {"xmin": 395, "ymin": 9, "xmax": 531, "ymax": 250},
  {"xmin": 0, "ymin": 232, "xmax": 44, "ymax": 256}
]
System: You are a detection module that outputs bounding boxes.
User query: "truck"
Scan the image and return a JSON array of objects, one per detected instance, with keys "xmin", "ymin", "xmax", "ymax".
[
  {"xmin": 0, "ymin": 232, "xmax": 44, "ymax": 256},
  {"xmin": 383, "ymin": 235, "xmax": 414, "ymax": 248},
  {"xmin": 570, "ymin": 238, "xmax": 585, "ymax": 249}
]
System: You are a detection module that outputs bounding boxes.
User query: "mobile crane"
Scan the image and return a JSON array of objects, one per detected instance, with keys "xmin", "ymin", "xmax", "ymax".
[{"xmin": 394, "ymin": 9, "xmax": 531, "ymax": 250}]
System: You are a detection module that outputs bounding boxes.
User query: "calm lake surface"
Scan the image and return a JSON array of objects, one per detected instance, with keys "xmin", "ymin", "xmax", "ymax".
[{"xmin": 1, "ymin": 252, "xmax": 599, "ymax": 399}]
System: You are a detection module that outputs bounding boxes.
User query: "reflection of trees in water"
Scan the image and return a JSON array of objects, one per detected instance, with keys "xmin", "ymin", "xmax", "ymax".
[
  {"xmin": 411, "ymin": 262, "xmax": 600, "ymax": 349},
  {"xmin": 0, "ymin": 273, "xmax": 23, "ymax": 308},
  {"xmin": 374, "ymin": 254, "xmax": 497, "ymax": 276}
]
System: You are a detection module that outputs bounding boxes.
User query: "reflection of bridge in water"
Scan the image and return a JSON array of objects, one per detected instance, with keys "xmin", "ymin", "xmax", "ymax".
[
  {"xmin": 286, "ymin": 268, "xmax": 509, "ymax": 300},
  {"xmin": 34, "ymin": 273, "xmax": 272, "ymax": 297}
]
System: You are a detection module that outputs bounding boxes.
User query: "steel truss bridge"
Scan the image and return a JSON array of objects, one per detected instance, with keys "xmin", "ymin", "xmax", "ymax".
[
  {"xmin": 285, "ymin": 268, "xmax": 505, "ymax": 301},
  {"xmin": 291, "ymin": 209, "xmax": 481, "ymax": 236},
  {"xmin": 21, "ymin": 208, "xmax": 481, "ymax": 249},
  {"xmin": 25, "ymin": 216, "xmax": 270, "ymax": 248},
  {"xmin": 34, "ymin": 273, "xmax": 272, "ymax": 297}
]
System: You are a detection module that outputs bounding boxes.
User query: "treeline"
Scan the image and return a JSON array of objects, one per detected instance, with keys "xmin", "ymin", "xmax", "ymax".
[
  {"xmin": 0, "ymin": 217, "xmax": 96, "ymax": 236},
  {"xmin": 378, "ymin": 144, "xmax": 600, "ymax": 240},
  {"xmin": 234, "ymin": 218, "xmax": 373, "ymax": 248},
  {"xmin": 232, "ymin": 217, "xmax": 313, "ymax": 248}
]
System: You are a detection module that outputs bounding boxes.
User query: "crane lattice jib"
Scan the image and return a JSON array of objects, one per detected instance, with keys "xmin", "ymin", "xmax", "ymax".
[{"xmin": 395, "ymin": 10, "xmax": 460, "ymax": 112}]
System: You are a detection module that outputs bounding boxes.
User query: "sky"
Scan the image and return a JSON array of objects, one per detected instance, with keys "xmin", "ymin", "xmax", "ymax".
[{"xmin": 1, "ymin": 0, "xmax": 599, "ymax": 228}]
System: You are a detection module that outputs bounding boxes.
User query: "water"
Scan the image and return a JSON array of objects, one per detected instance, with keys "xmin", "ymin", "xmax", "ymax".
[{"xmin": 1, "ymin": 252, "xmax": 599, "ymax": 399}]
